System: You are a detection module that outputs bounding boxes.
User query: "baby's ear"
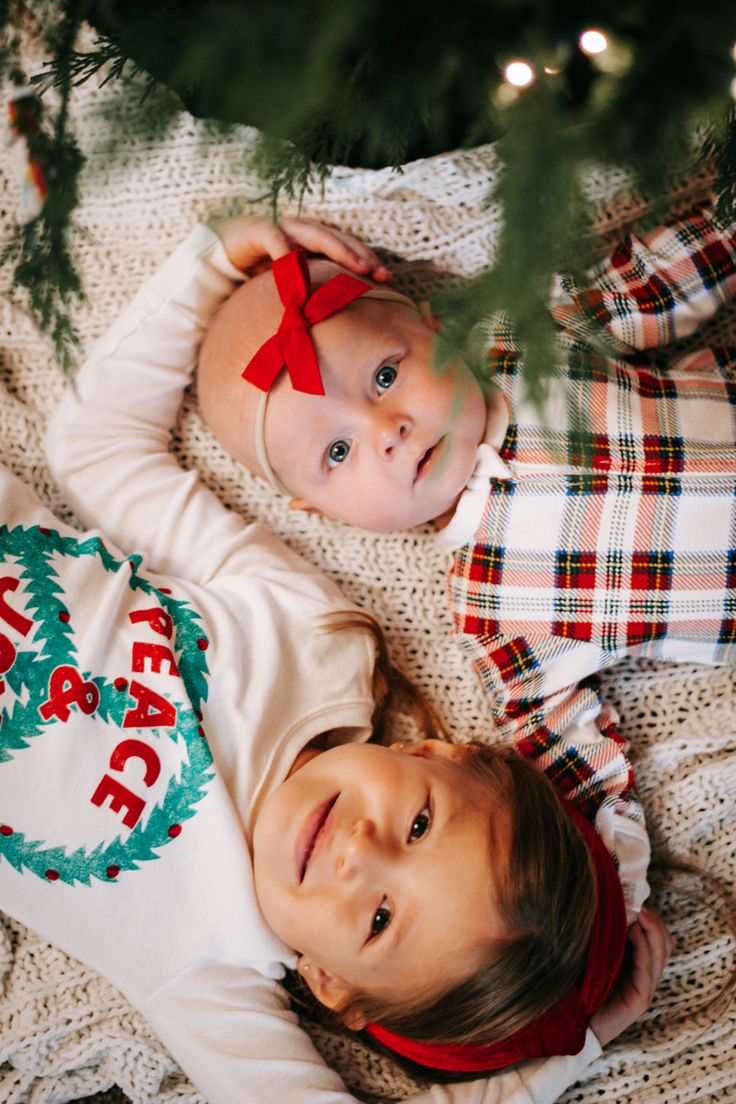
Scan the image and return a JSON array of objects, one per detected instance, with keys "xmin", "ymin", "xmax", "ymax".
[
  {"xmin": 297, "ymin": 956, "xmax": 368, "ymax": 1030},
  {"xmin": 288, "ymin": 497, "xmax": 326, "ymax": 516},
  {"xmin": 418, "ymin": 301, "xmax": 442, "ymax": 333}
]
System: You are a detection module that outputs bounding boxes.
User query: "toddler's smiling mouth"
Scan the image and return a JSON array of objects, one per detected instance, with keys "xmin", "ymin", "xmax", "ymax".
[{"xmin": 297, "ymin": 794, "xmax": 339, "ymax": 882}]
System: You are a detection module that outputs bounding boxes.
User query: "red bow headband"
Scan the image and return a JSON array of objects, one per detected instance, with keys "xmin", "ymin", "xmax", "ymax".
[
  {"xmin": 241, "ymin": 247, "xmax": 373, "ymax": 396},
  {"xmin": 365, "ymin": 801, "xmax": 627, "ymax": 1073}
]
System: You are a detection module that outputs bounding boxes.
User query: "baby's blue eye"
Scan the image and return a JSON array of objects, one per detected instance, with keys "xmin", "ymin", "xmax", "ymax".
[
  {"xmin": 370, "ymin": 901, "xmax": 392, "ymax": 940},
  {"xmin": 409, "ymin": 801, "xmax": 431, "ymax": 842},
  {"xmin": 375, "ymin": 364, "xmax": 398, "ymax": 392},
  {"xmin": 327, "ymin": 439, "xmax": 351, "ymax": 467}
]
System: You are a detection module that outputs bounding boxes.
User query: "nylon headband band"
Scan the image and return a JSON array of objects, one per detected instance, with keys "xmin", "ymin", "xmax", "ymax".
[{"xmin": 252, "ymin": 286, "xmax": 418, "ymax": 495}]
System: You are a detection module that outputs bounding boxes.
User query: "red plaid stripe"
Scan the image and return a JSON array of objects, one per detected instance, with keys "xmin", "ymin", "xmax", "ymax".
[{"xmin": 488, "ymin": 636, "xmax": 538, "ymax": 683}]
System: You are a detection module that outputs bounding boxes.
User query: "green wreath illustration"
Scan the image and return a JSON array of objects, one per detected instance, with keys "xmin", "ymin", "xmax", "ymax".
[{"xmin": 0, "ymin": 524, "xmax": 213, "ymax": 886}]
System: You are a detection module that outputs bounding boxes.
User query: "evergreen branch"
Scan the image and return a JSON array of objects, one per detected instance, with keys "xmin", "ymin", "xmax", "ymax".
[
  {"xmin": 2, "ymin": 2, "xmax": 87, "ymax": 378},
  {"xmin": 2, "ymin": 126, "xmax": 85, "ymax": 378},
  {"xmin": 31, "ymin": 33, "xmax": 157, "ymax": 97}
]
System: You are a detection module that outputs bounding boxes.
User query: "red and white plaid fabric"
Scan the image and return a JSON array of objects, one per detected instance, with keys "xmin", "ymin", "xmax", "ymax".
[{"xmin": 448, "ymin": 206, "xmax": 736, "ymax": 899}]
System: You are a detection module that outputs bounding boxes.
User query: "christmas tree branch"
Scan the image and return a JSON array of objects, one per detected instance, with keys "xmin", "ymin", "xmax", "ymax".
[{"xmin": 2, "ymin": 0, "xmax": 87, "ymax": 378}]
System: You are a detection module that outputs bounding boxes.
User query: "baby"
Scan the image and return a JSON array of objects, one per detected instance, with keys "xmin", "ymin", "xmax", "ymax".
[{"xmin": 195, "ymin": 203, "xmax": 736, "ymax": 923}]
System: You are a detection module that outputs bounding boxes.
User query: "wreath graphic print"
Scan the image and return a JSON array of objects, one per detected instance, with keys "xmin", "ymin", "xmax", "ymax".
[{"xmin": 0, "ymin": 524, "xmax": 212, "ymax": 885}]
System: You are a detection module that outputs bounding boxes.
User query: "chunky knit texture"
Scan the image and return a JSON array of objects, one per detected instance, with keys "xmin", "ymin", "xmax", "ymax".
[{"xmin": 0, "ymin": 27, "xmax": 734, "ymax": 1104}]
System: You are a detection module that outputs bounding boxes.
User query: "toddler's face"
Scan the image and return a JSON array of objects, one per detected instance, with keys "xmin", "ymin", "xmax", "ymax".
[
  {"xmin": 252, "ymin": 740, "xmax": 509, "ymax": 1018},
  {"xmin": 263, "ymin": 299, "xmax": 488, "ymax": 531}
]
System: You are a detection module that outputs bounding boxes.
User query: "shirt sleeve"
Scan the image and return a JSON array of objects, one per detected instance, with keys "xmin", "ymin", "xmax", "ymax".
[
  {"xmin": 44, "ymin": 224, "xmax": 287, "ymax": 585},
  {"xmin": 549, "ymin": 204, "xmax": 736, "ymax": 354},
  {"xmin": 142, "ymin": 961, "xmax": 602, "ymax": 1104},
  {"xmin": 453, "ymin": 628, "xmax": 650, "ymax": 914}
]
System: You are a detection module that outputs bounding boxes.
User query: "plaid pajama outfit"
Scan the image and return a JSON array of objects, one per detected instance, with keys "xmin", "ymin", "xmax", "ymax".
[{"xmin": 444, "ymin": 206, "xmax": 736, "ymax": 909}]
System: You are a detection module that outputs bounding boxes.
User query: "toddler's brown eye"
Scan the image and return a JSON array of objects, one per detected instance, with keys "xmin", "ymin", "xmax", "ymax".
[
  {"xmin": 409, "ymin": 801, "xmax": 431, "ymax": 841},
  {"xmin": 375, "ymin": 364, "xmax": 398, "ymax": 392},
  {"xmin": 327, "ymin": 439, "xmax": 350, "ymax": 467},
  {"xmin": 370, "ymin": 902, "xmax": 392, "ymax": 939}
]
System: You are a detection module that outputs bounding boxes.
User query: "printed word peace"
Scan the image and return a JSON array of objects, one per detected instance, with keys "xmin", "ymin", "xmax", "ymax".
[{"xmin": 90, "ymin": 604, "xmax": 182, "ymax": 831}]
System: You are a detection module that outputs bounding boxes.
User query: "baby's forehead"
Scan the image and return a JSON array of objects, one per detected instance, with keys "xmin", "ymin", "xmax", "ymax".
[
  {"xmin": 317, "ymin": 292, "xmax": 421, "ymax": 345},
  {"xmin": 307, "ymin": 306, "xmax": 421, "ymax": 385}
]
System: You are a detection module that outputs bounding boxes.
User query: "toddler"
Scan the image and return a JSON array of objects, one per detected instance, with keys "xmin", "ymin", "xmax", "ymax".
[
  {"xmin": 0, "ymin": 218, "xmax": 668, "ymax": 1104},
  {"xmin": 194, "ymin": 203, "xmax": 736, "ymax": 923}
]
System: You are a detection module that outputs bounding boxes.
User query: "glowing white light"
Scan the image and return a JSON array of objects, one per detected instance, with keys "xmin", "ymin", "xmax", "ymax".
[
  {"xmin": 579, "ymin": 29, "xmax": 608, "ymax": 55},
  {"xmin": 731, "ymin": 75, "xmax": 736, "ymax": 101},
  {"xmin": 504, "ymin": 60, "xmax": 535, "ymax": 88},
  {"xmin": 544, "ymin": 65, "xmax": 562, "ymax": 75}
]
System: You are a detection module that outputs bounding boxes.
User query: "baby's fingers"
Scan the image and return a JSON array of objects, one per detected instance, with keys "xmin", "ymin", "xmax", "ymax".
[
  {"xmin": 211, "ymin": 215, "xmax": 291, "ymax": 272},
  {"xmin": 279, "ymin": 217, "xmax": 392, "ymax": 281}
]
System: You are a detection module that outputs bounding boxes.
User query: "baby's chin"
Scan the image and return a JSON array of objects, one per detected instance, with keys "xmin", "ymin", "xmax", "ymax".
[{"xmin": 347, "ymin": 501, "xmax": 457, "ymax": 534}]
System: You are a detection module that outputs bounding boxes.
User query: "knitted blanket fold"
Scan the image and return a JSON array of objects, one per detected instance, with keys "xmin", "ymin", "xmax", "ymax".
[{"xmin": 0, "ymin": 30, "xmax": 734, "ymax": 1104}]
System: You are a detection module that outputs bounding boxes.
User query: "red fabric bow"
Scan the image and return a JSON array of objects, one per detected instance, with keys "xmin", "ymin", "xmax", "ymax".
[
  {"xmin": 241, "ymin": 248, "xmax": 372, "ymax": 395},
  {"xmin": 365, "ymin": 801, "xmax": 627, "ymax": 1073}
]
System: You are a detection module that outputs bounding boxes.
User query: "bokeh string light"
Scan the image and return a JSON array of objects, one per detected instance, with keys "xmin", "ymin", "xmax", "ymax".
[
  {"xmin": 578, "ymin": 29, "xmax": 608, "ymax": 56},
  {"xmin": 503, "ymin": 60, "xmax": 535, "ymax": 88}
]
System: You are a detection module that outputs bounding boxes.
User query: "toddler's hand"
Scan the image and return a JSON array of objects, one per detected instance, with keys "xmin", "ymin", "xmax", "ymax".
[
  {"xmin": 211, "ymin": 214, "xmax": 392, "ymax": 282},
  {"xmin": 590, "ymin": 906, "xmax": 674, "ymax": 1046}
]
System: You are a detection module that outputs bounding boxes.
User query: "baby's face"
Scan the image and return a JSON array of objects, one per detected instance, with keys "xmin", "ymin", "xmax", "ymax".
[
  {"xmin": 252, "ymin": 740, "xmax": 508, "ymax": 1015},
  {"xmin": 263, "ymin": 299, "xmax": 488, "ymax": 531}
]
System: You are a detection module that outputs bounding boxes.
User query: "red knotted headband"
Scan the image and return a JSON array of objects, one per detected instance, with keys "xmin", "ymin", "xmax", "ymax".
[
  {"xmin": 365, "ymin": 800, "xmax": 627, "ymax": 1073},
  {"xmin": 241, "ymin": 247, "xmax": 373, "ymax": 396}
]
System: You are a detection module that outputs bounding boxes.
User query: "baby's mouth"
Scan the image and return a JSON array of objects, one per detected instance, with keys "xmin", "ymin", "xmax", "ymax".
[
  {"xmin": 298, "ymin": 794, "xmax": 339, "ymax": 883},
  {"xmin": 415, "ymin": 439, "xmax": 442, "ymax": 483}
]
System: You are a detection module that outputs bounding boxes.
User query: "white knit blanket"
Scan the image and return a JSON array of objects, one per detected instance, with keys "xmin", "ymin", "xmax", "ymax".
[{"xmin": 0, "ymin": 30, "xmax": 734, "ymax": 1104}]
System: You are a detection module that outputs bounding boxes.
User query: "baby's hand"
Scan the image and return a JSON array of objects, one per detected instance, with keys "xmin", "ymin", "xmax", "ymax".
[
  {"xmin": 590, "ymin": 906, "xmax": 674, "ymax": 1046},
  {"xmin": 212, "ymin": 214, "xmax": 392, "ymax": 282}
]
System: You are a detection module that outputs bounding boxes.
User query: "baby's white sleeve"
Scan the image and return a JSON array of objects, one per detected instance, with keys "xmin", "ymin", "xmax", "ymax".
[
  {"xmin": 142, "ymin": 961, "xmax": 601, "ymax": 1104},
  {"xmin": 45, "ymin": 225, "xmax": 278, "ymax": 585}
]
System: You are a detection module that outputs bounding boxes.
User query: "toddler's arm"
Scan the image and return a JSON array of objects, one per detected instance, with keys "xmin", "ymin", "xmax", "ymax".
[
  {"xmin": 45, "ymin": 216, "xmax": 382, "ymax": 584},
  {"xmin": 456, "ymin": 628, "xmax": 650, "ymax": 915},
  {"xmin": 550, "ymin": 204, "xmax": 736, "ymax": 353}
]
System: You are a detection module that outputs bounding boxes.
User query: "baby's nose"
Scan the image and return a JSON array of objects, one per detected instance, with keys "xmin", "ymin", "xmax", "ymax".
[{"xmin": 374, "ymin": 412, "xmax": 412, "ymax": 455}]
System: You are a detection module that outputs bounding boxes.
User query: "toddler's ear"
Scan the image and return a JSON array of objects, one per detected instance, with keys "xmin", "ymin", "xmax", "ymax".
[
  {"xmin": 288, "ymin": 497, "xmax": 326, "ymax": 516},
  {"xmin": 391, "ymin": 738, "xmax": 476, "ymax": 763},
  {"xmin": 297, "ymin": 956, "xmax": 367, "ymax": 1030}
]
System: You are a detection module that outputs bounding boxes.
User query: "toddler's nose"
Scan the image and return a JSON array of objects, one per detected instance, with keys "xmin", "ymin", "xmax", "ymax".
[{"xmin": 335, "ymin": 817, "xmax": 378, "ymax": 879}]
